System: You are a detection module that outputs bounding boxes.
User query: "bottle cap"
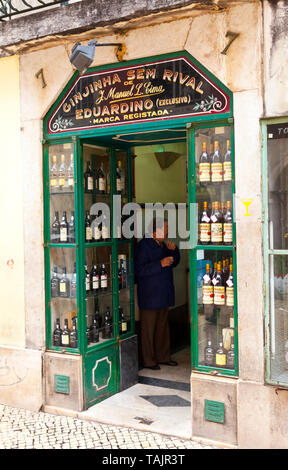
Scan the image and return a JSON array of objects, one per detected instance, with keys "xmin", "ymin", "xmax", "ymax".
[
  {"xmin": 61, "ymin": 154, "xmax": 65, "ymax": 161},
  {"xmin": 202, "ymin": 142, "xmax": 207, "ymax": 150},
  {"xmin": 206, "ymin": 263, "xmax": 210, "ymax": 271},
  {"xmin": 214, "ymin": 141, "xmax": 219, "ymax": 149}
]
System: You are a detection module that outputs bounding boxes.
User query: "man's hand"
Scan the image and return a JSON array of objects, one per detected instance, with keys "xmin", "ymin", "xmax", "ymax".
[
  {"xmin": 161, "ymin": 256, "xmax": 174, "ymax": 267},
  {"xmin": 166, "ymin": 241, "xmax": 176, "ymax": 251}
]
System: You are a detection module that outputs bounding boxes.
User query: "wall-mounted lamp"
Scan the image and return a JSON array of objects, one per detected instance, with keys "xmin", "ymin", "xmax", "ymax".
[{"xmin": 69, "ymin": 39, "xmax": 126, "ymax": 75}]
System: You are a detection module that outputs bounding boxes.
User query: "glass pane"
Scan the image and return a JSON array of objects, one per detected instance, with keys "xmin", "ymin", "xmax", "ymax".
[
  {"xmin": 85, "ymin": 246, "xmax": 115, "ymax": 346},
  {"xmin": 50, "ymin": 247, "xmax": 78, "ymax": 349},
  {"xmin": 49, "ymin": 143, "xmax": 75, "ymax": 244},
  {"xmin": 195, "ymin": 127, "xmax": 233, "ymax": 247},
  {"xmin": 269, "ymin": 254, "xmax": 288, "ymax": 383},
  {"xmin": 197, "ymin": 249, "xmax": 235, "ymax": 370},
  {"xmin": 83, "ymin": 144, "xmax": 111, "ymax": 243},
  {"xmin": 267, "ymin": 124, "xmax": 288, "ymax": 249},
  {"xmin": 118, "ymin": 243, "xmax": 132, "ymax": 335}
]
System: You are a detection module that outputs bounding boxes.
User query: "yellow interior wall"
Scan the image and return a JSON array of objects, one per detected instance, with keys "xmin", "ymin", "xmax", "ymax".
[
  {"xmin": 0, "ymin": 56, "xmax": 25, "ymax": 346},
  {"xmin": 134, "ymin": 143, "xmax": 187, "ymax": 204}
]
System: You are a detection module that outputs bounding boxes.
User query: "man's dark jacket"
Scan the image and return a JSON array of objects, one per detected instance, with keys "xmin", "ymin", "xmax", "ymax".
[{"xmin": 134, "ymin": 236, "xmax": 180, "ymax": 310}]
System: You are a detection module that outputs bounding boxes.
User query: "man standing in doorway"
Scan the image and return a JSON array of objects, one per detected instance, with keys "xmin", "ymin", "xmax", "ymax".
[{"xmin": 135, "ymin": 217, "xmax": 180, "ymax": 370}]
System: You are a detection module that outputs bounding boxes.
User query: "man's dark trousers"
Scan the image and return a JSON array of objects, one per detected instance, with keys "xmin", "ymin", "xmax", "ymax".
[{"xmin": 140, "ymin": 308, "xmax": 170, "ymax": 367}]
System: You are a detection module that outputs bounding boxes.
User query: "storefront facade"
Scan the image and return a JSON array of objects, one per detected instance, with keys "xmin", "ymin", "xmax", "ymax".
[{"xmin": 0, "ymin": 0, "xmax": 288, "ymax": 448}]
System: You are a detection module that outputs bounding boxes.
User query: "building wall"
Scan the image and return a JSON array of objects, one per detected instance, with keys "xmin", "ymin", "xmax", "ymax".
[
  {"xmin": 0, "ymin": 55, "xmax": 25, "ymax": 347},
  {"xmin": 3, "ymin": 0, "xmax": 283, "ymax": 442}
]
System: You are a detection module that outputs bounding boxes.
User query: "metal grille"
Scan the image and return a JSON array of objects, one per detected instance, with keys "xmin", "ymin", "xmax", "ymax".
[{"xmin": 0, "ymin": 0, "xmax": 71, "ymax": 21}]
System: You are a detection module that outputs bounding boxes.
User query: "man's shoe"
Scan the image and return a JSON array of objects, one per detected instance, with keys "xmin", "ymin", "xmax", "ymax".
[
  {"xmin": 144, "ymin": 364, "xmax": 160, "ymax": 370},
  {"xmin": 159, "ymin": 361, "xmax": 178, "ymax": 366}
]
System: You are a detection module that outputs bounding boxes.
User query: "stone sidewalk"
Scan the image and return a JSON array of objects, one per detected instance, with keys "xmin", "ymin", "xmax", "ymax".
[{"xmin": 0, "ymin": 404, "xmax": 220, "ymax": 450}]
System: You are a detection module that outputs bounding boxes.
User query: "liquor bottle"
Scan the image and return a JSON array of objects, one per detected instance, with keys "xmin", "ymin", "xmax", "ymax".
[
  {"xmin": 86, "ymin": 324, "xmax": 92, "ymax": 345},
  {"xmin": 60, "ymin": 211, "xmax": 68, "ymax": 243},
  {"xmin": 222, "ymin": 259, "xmax": 229, "ymax": 284},
  {"xmin": 202, "ymin": 264, "xmax": 213, "ymax": 305},
  {"xmin": 223, "ymin": 139, "xmax": 232, "ymax": 182},
  {"xmin": 226, "ymin": 338, "xmax": 235, "ymax": 369},
  {"xmin": 85, "ymin": 211, "xmax": 92, "ymax": 243},
  {"xmin": 97, "ymin": 162, "xmax": 106, "ymax": 193},
  {"xmin": 71, "ymin": 262, "xmax": 77, "ymax": 298},
  {"xmin": 90, "ymin": 263, "xmax": 99, "ymax": 294},
  {"xmin": 118, "ymin": 258, "xmax": 126, "ymax": 290},
  {"xmin": 93, "ymin": 218, "xmax": 102, "ymax": 242},
  {"xmin": 204, "ymin": 339, "xmax": 215, "ymax": 366},
  {"xmin": 199, "ymin": 141, "xmax": 210, "ymax": 185},
  {"xmin": 85, "ymin": 264, "xmax": 91, "ymax": 295},
  {"xmin": 223, "ymin": 200, "xmax": 233, "ymax": 245},
  {"xmin": 91, "ymin": 315, "xmax": 100, "ymax": 343},
  {"xmin": 67, "ymin": 153, "xmax": 74, "ymax": 190},
  {"xmin": 69, "ymin": 319, "xmax": 78, "ymax": 349},
  {"xmin": 210, "ymin": 201, "xmax": 223, "ymax": 245},
  {"xmin": 68, "ymin": 211, "xmax": 75, "ymax": 244},
  {"xmin": 103, "ymin": 306, "xmax": 112, "ymax": 339},
  {"xmin": 209, "ymin": 142, "xmax": 214, "ymax": 162},
  {"xmin": 52, "ymin": 211, "xmax": 60, "ymax": 243},
  {"xmin": 107, "ymin": 170, "xmax": 111, "ymax": 194},
  {"xmin": 215, "ymin": 340, "xmax": 227, "ymax": 367},
  {"xmin": 211, "ymin": 261, "xmax": 217, "ymax": 284},
  {"xmin": 101, "ymin": 213, "xmax": 110, "ymax": 241},
  {"xmin": 211, "ymin": 140, "xmax": 222, "ymax": 184},
  {"xmin": 226, "ymin": 264, "xmax": 234, "ymax": 307},
  {"xmin": 51, "ymin": 266, "xmax": 60, "ymax": 297},
  {"xmin": 50, "ymin": 155, "xmax": 58, "ymax": 190},
  {"xmin": 58, "ymin": 154, "xmax": 67, "ymax": 190},
  {"xmin": 199, "ymin": 201, "xmax": 211, "ymax": 244},
  {"xmin": 61, "ymin": 319, "xmax": 70, "ymax": 347},
  {"xmin": 100, "ymin": 263, "xmax": 108, "ymax": 292},
  {"xmin": 116, "ymin": 160, "xmax": 123, "ymax": 193},
  {"xmin": 84, "ymin": 161, "xmax": 94, "ymax": 193},
  {"xmin": 59, "ymin": 267, "xmax": 70, "ymax": 298},
  {"xmin": 53, "ymin": 318, "xmax": 62, "ymax": 347},
  {"xmin": 213, "ymin": 263, "xmax": 225, "ymax": 306},
  {"xmin": 119, "ymin": 307, "xmax": 128, "ymax": 334}
]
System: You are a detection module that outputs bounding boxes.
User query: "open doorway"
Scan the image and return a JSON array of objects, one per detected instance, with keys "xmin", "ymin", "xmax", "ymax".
[{"xmin": 133, "ymin": 140, "xmax": 191, "ymax": 389}]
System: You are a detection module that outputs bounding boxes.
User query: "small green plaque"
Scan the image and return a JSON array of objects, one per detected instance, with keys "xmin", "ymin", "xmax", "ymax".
[
  {"xmin": 204, "ymin": 399, "xmax": 225, "ymax": 424},
  {"xmin": 55, "ymin": 374, "xmax": 70, "ymax": 395}
]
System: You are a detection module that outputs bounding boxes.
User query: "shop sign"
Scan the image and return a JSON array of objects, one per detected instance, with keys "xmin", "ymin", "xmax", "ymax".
[
  {"xmin": 47, "ymin": 56, "xmax": 231, "ymax": 134},
  {"xmin": 267, "ymin": 123, "xmax": 288, "ymax": 139}
]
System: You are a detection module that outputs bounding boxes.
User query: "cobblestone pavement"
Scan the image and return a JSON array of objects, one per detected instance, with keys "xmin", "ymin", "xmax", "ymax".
[{"xmin": 0, "ymin": 404, "xmax": 219, "ymax": 450}]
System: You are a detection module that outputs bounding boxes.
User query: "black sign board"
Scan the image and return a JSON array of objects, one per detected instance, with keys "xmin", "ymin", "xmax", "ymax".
[
  {"xmin": 47, "ymin": 55, "xmax": 231, "ymax": 134},
  {"xmin": 267, "ymin": 123, "xmax": 288, "ymax": 139}
]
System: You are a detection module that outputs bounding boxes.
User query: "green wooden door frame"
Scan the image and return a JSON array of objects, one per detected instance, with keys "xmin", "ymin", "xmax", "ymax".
[{"xmin": 43, "ymin": 50, "xmax": 236, "ymax": 408}]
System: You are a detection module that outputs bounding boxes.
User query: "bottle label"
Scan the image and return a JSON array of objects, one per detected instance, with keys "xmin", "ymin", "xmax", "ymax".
[
  {"xmin": 59, "ymin": 177, "xmax": 66, "ymax": 187},
  {"xmin": 230, "ymin": 316, "xmax": 234, "ymax": 328},
  {"xmin": 199, "ymin": 163, "xmax": 210, "ymax": 182},
  {"xmin": 93, "ymin": 226, "xmax": 101, "ymax": 240},
  {"xmin": 199, "ymin": 223, "xmax": 211, "ymax": 243},
  {"xmin": 50, "ymin": 178, "xmax": 57, "ymax": 187},
  {"xmin": 211, "ymin": 223, "xmax": 223, "ymax": 242},
  {"xmin": 99, "ymin": 177, "xmax": 106, "ymax": 191},
  {"xmin": 87, "ymin": 176, "xmax": 93, "ymax": 191},
  {"xmin": 68, "ymin": 177, "xmax": 74, "ymax": 187},
  {"xmin": 60, "ymin": 228, "xmax": 68, "ymax": 242},
  {"xmin": 102, "ymin": 226, "xmax": 109, "ymax": 239},
  {"xmin": 223, "ymin": 223, "xmax": 233, "ymax": 243},
  {"xmin": 205, "ymin": 352, "xmax": 214, "ymax": 365},
  {"xmin": 121, "ymin": 321, "xmax": 128, "ymax": 332},
  {"xmin": 60, "ymin": 283, "xmax": 66, "ymax": 293},
  {"xmin": 61, "ymin": 335, "xmax": 69, "ymax": 346},
  {"xmin": 93, "ymin": 276, "xmax": 99, "ymax": 290},
  {"xmin": 101, "ymin": 274, "xmax": 108, "ymax": 288},
  {"xmin": 86, "ymin": 227, "xmax": 92, "ymax": 240},
  {"xmin": 226, "ymin": 287, "xmax": 234, "ymax": 307},
  {"xmin": 211, "ymin": 163, "xmax": 223, "ymax": 182},
  {"xmin": 117, "ymin": 178, "xmax": 122, "ymax": 191},
  {"xmin": 214, "ymin": 286, "xmax": 225, "ymax": 305},
  {"xmin": 224, "ymin": 161, "xmax": 232, "ymax": 181},
  {"xmin": 216, "ymin": 353, "xmax": 226, "ymax": 366},
  {"xmin": 202, "ymin": 285, "xmax": 214, "ymax": 304},
  {"xmin": 86, "ymin": 278, "xmax": 90, "ymax": 291}
]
